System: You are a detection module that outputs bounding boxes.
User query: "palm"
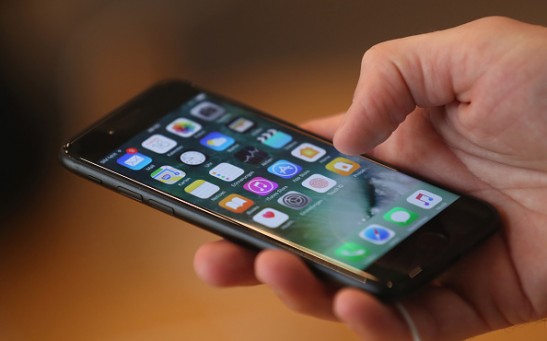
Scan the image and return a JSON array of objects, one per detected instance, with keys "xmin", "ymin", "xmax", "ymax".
[{"xmin": 363, "ymin": 102, "xmax": 547, "ymax": 339}]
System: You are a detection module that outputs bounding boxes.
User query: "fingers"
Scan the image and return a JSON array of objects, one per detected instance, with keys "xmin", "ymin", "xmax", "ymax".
[
  {"xmin": 193, "ymin": 239, "xmax": 259, "ymax": 287},
  {"xmin": 334, "ymin": 288, "xmax": 412, "ymax": 340},
  {"xmin": 195, "ymin": 241, "xmax": 493, "ymax": 339},
  {"xmin": 332, "ymin": 46, "xmax": 418, "ymax": 155},
  {"xmin": 255, "ymin": 250, "xmax": 337, "ymax": 320},
  {"xmin": 194, "ymin": 242, "xmax": 337, "ymax": 320},
  {"xmin": 335, "ymin": 285, "xmax": 492, "ymax": 341},
  {"xmin": 332, "ymin": 20, "xmax": 490, "ymax": 155},
  {"xmin": 300, "ymin": 114, "xmax": 345, "ymax": 141}
]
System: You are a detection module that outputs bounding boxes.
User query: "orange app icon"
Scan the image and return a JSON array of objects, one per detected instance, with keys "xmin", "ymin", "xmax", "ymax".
[
  {"xmin": 219, "ymin": 194, "xmax": 254, "ymax": 213},
  {"xmin": 326, "ymin": 157, "xmax": 360, "ymax": 176}
]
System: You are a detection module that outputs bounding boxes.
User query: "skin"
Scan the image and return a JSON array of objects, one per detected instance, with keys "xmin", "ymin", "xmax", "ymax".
[{"xmin": 194, "ymin": 17, "xmax": 547, "ymax": 340}]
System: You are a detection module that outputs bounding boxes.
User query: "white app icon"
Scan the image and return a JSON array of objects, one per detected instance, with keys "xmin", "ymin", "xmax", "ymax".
[
  {"xmin": 290, "ymin": 143, "xmax": 326, "ymax": 162},
  {"xmin": 252, "ymin": 208, "xmax": 289, "ymax": 228},
  {"xmin": 406, "ymin": 190, "xmax": 442, "ymax": 209},
  {"xmin": 301, "ymin": 174, "xmax": 337, "ymax": 193},
  {"xmin": 141, "ymin": 134, "xmax": 177, "ymax": 154},
  {"xmin": 180, "ymin": 150, "xmax": 207, "ymax": 166},
  {"xmin": 184, "ymin": 180, "xmax": 220, "ymax": 199},
  {"xmin": 209, "ymin": 162, "xmax": 244, "ymax": 182}
]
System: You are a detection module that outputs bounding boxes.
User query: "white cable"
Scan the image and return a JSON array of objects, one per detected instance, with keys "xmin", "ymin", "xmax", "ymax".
[{"xmin": 395, "ymin": 302, "xmax": 422, "ymax": 341}]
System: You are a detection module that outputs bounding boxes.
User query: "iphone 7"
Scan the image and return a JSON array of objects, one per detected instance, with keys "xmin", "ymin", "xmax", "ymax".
[{"xmin": 60, "ymin": 80, "xmax": 500, "ymax": 299}]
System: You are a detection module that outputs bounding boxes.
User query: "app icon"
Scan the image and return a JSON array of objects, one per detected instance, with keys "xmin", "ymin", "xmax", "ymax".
[
  {"xmin": 209, "ymin": 162, "xmax": 244, "ymax": 182},
  {"xmin": 180, "ymin": 150, "xmax": 207, "ymax": 166},
  {"xmin": 334, "ymin": 242, "xmax": 367, "ymax": 262},
  {"xmin": 326, "ymin": 157, "xmax": 360, "ymax": 176},
  {"xmin": 184, "ymin": 180, "xmax": 220, "ymax": 199},
  {"xmin": 406, "ymin": 190, "xmax": 442, "ymax": 209},
  {"xmin": 234, "ymin": 146, "xmax": 268, "ymax": 164},
  {"xmin": 200, "ymin": 132, "xmax": 235, "ymax": 151},
  {"xmin": 383, "ymin": 207, "xmax": 418, "ymax": 226},
  {"xmin": 301, "ymin": 174, "xmax": 337, "ymax": 193},
  {"xmin": 257, "ymin": 129, "xmax": 292, "ymax": 148},
  {"xmin": 291, "ymin": 143, "xmax": 326, "ymax": 162},
  {"xmin": 151, "ymin": 165, "xmax": 185, "ymax": 184},
  {"xmin": 190, "ymin": 101, "xmax": 225, "ymax": 121},
  {"xmin": 228, "ymin": 117, "xmax": 255, "ymax": 133},
  {"xmin": 267, "ymin": 159, "xmax": 302, "ymax": 179},
  {"xmin": 141, "ymin": 134, "xmax": 177, "ymax": 154},
  {"xmin": 359, "ymin": 225, "xmax": 395, "ymax": 245},
  {"xmin": 252, "ymin": 208, "xmax": 289, "ymax": 228},
  {"xmin": 243, "ymin": 177, "xmax": 278, "ymax": 196},
  {"xmin": 277, "ymin": 191, "xmax": 311, "ymax": 210},
  {"xmin": 167, "ymin": 118, "xmax": 202, "ymax": 137},
  {"xmin": 117, "ymin": 151, "xmax": 152, "ymax": 170},
  {"xmin": 219, "ymin": 194, "xmax": 254, "ymax": 213}
]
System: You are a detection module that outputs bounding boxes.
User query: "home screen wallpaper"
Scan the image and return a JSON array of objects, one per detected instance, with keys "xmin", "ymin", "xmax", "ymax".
[{"xmin": 100, "ymin": 93, "xmax": 459, "ymax": 274}]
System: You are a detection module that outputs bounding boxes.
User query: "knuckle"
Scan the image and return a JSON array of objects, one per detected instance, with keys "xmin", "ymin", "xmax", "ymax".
[{"xmin": 361, "ymin": 43, "xmax": 391, "ymax": 67}]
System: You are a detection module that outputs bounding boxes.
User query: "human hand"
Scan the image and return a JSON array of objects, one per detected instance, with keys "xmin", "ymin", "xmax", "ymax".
[{"xmin": 194, "ymin": 17, "xmax": 547, "ymax": 340}]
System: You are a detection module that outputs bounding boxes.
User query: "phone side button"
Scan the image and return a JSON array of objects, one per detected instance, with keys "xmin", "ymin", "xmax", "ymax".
[
  {"xmin": 117, "ymin": 186, "xmax": 143, "ymax": 202},
  {"xmin": 87, "ymin": 175, "xmax": 102, "ymax": 184},
  {"xmin": 147, "ymin": 199, "xmax": 174, "ymax": 215}
]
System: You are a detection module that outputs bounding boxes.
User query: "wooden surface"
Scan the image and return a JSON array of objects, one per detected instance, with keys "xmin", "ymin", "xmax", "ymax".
[{"xmin": 1, "ymin": 1, "xmax": 546, "ymax": 340}]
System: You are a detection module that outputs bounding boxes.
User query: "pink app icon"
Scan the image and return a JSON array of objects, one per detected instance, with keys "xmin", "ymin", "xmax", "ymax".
[{"xmin": 243, "ymin": 177, "xmax": 278, "ymax": 196}]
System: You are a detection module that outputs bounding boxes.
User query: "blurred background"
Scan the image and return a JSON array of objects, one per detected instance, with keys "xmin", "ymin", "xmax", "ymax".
[{"xmin": 0, "ymin": 1, "xmax": 546, "ymax": 340}]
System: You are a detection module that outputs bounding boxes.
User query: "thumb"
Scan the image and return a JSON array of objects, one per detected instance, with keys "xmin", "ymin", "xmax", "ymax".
[{"xmin": 333, "ymin": 17, "xmax": 505, "ymax": 155}]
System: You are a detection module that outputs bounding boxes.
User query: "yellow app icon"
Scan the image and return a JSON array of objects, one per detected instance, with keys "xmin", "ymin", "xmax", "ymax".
[
  {"xmin": 219, "ymin": 194, "xmax": 254, "ymax": 213},
  {"xmin": 290, "ymin": 143, "xmax": 326, "ymax": 162},
  {"xmin": 325, "ymin": 157, "xmax": 360, "ymax": 176}
]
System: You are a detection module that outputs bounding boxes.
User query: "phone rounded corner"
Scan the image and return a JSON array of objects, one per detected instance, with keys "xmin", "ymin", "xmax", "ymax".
[{"xmin": 58, "ymin": 143, "xmax": 75, "ymax": 168}]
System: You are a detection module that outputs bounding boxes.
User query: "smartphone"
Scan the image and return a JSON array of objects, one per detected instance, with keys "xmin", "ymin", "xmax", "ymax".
[{"xmin": 60, "ymin": 80, "xmax": 499, "ymax": 299}]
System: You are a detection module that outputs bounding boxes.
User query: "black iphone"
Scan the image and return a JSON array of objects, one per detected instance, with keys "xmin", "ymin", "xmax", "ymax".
[{"xmin": 60, "ymin": 80, "xmax": 499, "ymax": 299}]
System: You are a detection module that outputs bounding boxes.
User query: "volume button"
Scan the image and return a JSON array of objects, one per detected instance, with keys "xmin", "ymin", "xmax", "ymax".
[
  {"xmin": 87, "ymin": 175, "xmax": 102, "ymax": 184},
  {"xmin": 117, "ymin": 186, "xmax": 143, "ymax": 201},
  {"xmin": 147, "ymin": 199, "xmax": 175, "ymax": 215}
]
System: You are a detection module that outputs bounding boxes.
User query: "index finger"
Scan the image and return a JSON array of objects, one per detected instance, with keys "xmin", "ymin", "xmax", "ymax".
[{"xmin": 332, "ymin": 17, "xmax": 513, "ymax": 155}]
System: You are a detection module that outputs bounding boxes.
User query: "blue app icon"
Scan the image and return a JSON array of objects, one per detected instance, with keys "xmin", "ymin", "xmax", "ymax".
[
  {"xmin": 200, "ymin": 132, "xmax": 235, "ymax": 151},
  {"xmin": 257, "ymin": 129, "xmax": 292, "ymax": 148},
  {"xmin": 359, "ymin": 225, "xmax": 395, "ymax": 245},
  {"xmin": 267, "ymin": 159, "xmax": 302, "ymax": 179},
  {"xmin": 117, "ymin": 152, "xmax": 152, "ymax": 170}
]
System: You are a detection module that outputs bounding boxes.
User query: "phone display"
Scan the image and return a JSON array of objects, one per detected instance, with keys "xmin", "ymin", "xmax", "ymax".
[{"xmin": 61, "ymin": 81, "xmax": 499, "ymax": 298}]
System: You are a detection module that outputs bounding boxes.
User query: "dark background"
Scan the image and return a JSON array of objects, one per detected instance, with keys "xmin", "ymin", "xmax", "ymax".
[{"xmin": 1, "ymin": 1, "xmax": 546, "ymax": 340}]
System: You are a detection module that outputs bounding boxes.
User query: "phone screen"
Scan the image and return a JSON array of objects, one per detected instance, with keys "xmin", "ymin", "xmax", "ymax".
[{"xmin": 96, "ymin": 91, "xmax": 460, "ymax": 277}]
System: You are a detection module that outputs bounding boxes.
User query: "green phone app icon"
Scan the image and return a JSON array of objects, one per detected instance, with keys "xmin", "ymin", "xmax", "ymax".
[
  {"xmin": 384, "ymin": 207, "xmax": 418, "ymax": 226},
  {"xmin": 334, "ymin": 242, "xmax": 367, "ymax": 262}
]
